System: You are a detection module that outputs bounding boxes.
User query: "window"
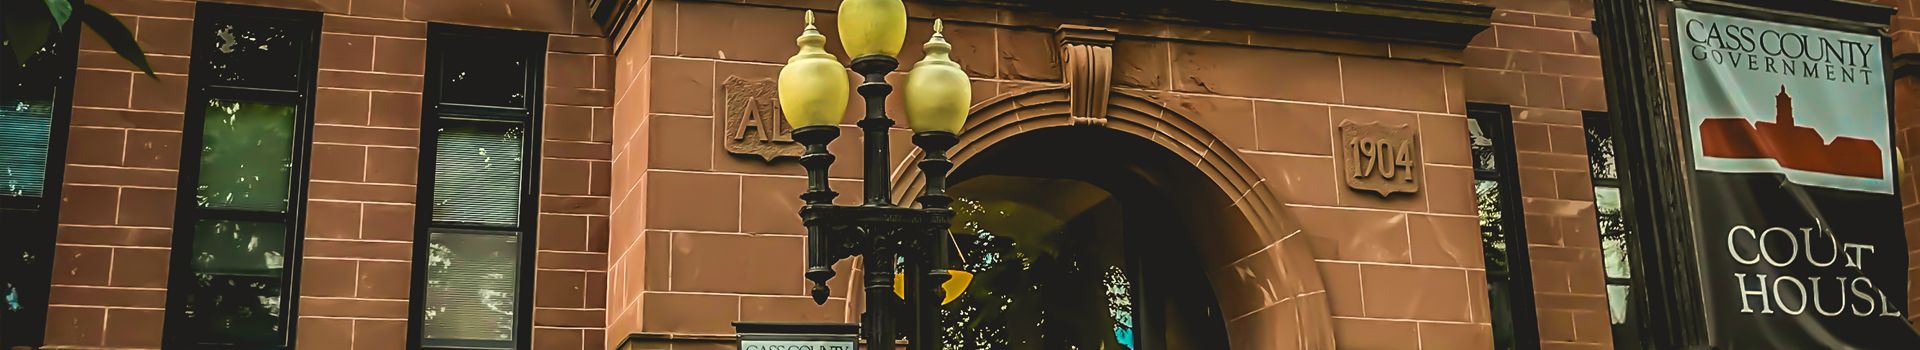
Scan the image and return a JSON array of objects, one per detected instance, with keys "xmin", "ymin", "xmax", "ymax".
[
  {"xmin": 410, "ymin": 24, "xmax": 544, "ymax": 350},
  {"xmin": 0, "ymin": 17, "xmax": 79, "ymax": 348},
  {"xmin": 1469, "ymin": 104, "xmax": 1540, "ymax": 350},
  {"xmin": 163, "ymin": 4, "xmax": 321, "ymax": 348},
  {"xmin": 1584, "ymin": 112, "xmax": 1639, "ymax": 348}
]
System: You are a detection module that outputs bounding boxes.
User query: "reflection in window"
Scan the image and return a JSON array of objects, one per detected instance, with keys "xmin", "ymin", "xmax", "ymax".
[
  {"xmin": 417, "ymin": 25, "xmax": 542, "ymax": 350},
  {"xmin": 423, "ymin": 231, "xmax": 520, "ymax": 343},
  {"xmin": 1469, "ymin": 107, "xmax": 1533, "ymax": 350},
  {"xmin": 181, "ymin": 220, "xmax": 289, "ymax": 344},
  {"xmin": 1469, "ymin": 119, "xmax": 1498, "ymax": 172},
  {"xmin": 431, "ymin": 122, "xmax": 525, "ymax": 226},
  {"xmin": 201, "ymin": 24, "xmax": 303, "ymax": 90},
  {"xmin": 943, "ymin": 176, "xmax": 1136, "ymax": 350},
  {"xmin": 0, "ymin": 100, "xmax": 53, "ymax": 197},
  {"xmin": 437, "ymin": 35, "xmax": 529, "ymax": 108},
  {"xmin": 168, "ymin": 8, "xmax": 319, "ymax": 348},
  {"xmin": 1585, "ymin": 112, "xmax": 1636, "ymax": 346},
  {"xmin": 1477, "ymin": 180, "xmax": 1506, "ymax": 271},
  {"xmin": 197, "ymin": 99, "xmax": 297, "ymax": 212}
]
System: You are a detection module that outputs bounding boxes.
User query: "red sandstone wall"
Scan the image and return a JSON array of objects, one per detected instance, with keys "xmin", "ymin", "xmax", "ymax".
[
  {"xmin": 606, "ymin": 0, "xmax": 1488, "ymax": 349},
  {"xmin": 1462, "ymin": 0, "xmax": 1616, "ymax": 349},
  {"xmin": 1875, "ymin": 0, "xmax": 1920, "ymax": 329},
  {"xmin": 42, "ymin": 0, "xmax": 613, "ymax": 349}
]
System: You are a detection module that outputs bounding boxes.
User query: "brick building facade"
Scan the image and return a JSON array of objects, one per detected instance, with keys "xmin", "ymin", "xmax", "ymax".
[{"xmin": 0, "ymin": 0, "xmax": 1914, "ymax": 349}]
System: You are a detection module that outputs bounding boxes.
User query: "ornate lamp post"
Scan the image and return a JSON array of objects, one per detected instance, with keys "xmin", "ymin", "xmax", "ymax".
[{"xmin": 777, "ymin": 0, "xmax": 972, "ymax": 348}]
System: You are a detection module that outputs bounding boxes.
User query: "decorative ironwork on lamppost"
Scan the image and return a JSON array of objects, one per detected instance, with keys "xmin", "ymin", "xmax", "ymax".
[{"xmin": 777, "ymin": 1, "xmax": 972, "ymax": 348}]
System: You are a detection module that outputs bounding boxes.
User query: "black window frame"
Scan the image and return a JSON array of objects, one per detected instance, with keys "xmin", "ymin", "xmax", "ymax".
[
  {"xmin": 161, "ymin": 3, "xmax": 323, "ymax": 349},
  {"xmin": 0, "ymin": 8, "xmax": 82, "ymax": 347},
  {"xmin": 1468, "ymin": 103, "xmax": 1541, "ymax": 350},
  {"xmin": 407, "ymin": 23, "xmax": 545, "ymax": 350}
]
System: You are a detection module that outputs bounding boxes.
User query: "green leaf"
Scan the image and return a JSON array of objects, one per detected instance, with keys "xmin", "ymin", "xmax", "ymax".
[
  {"xmin": 44, "ymin": 0, "xmax": 73, "ymax": 30},
  {"xmin": 3, "ymin": 10, "xmax": 53, "ymax": 65},
  {"xmin": 73, "ymin": 4, "xmax": 153, "ymax": 78}
]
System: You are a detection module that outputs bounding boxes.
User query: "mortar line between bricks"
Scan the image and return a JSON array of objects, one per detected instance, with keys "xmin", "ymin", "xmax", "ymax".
[
  {"xmin": 1330, "ymin": 315, "xmax": 1480, "ymax": 325},
  {"xmin": 1283, "ymin": 203, "xmax": 1478, "ymax": 218},
  {"xmin": 70, "ymin": 125, "xmax": 185, "ymax": 134},
  {"xmin": 49, "ymin": 284, "xmax": 166, "ymax": 291},
  {"xmin": 47, "ymin": 304, "xmax": 165, "ymax": 310},
  {"xmin": 57, "ymin": 223, "xmax": 174, "ymax": 230},
  {"xmin": 1314, "ymin": 259, "xmax": 1487, "ymax": 272},
  {"xmin": 68, "ymin": 164, "xmax": 181, "ymax": 172},
  {"xmin": 53, "ymin": 243, "xmax": 169, "ymax": 250}
]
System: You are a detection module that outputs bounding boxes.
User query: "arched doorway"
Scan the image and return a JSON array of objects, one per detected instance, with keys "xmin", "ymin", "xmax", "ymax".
[
  {"xmin": 939, "ymin": 127, "xmax": 1233, "ymax": 349},
  {"xmin": 891, "ymin": 87, "xmax": 1337, "ymax": 349}
]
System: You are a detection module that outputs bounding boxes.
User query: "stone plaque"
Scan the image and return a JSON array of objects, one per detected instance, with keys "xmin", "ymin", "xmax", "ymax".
[
  {"xmin": 723, "ymin": 76, "xmax": 804, "ymax": 162},
  {"xmin": 1338, "ymin": 120, "xmax": 1420, "ymax": 197}
]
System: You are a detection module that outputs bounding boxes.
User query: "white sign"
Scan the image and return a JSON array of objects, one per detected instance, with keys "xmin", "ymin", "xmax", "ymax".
[
  {"xmin": 1677, "ymin": 8, "xmax": 1890, "ymax": 194},
  {"xmin": 739, "ymin": 340, "xmax": 855, "ymax": 350}
]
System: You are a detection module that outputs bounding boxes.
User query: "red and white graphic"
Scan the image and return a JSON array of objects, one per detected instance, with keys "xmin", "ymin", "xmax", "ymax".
[{"xmin": 1697, "ymin": 86, "xmax": 1883, "ymax": 179}]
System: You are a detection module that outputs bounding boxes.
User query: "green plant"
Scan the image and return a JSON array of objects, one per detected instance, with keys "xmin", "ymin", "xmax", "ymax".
[{"xmin": 2, "ymin": 0, "xmax": 152, "ymax": 77}]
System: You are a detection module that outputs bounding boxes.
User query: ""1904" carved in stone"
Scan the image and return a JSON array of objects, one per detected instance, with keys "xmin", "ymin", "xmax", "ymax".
[
  {"xmin": 723, "ymin": 76, "xmax": 804, "ymax": 162},
  {"xmin": 1338, "ymin": 120, "xmax": 1421, "ymax": 197}
]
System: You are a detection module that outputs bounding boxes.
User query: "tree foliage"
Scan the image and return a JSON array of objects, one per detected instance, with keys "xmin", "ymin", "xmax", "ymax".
[{"xmin": 2, "ymin": 0, "xmax": 153, "ymax": 77}]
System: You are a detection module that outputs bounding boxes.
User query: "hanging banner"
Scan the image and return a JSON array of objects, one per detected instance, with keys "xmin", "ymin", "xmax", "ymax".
[{"xmin": 1676, "ymin": 8, "xmax": 1920, "ymax": 348}]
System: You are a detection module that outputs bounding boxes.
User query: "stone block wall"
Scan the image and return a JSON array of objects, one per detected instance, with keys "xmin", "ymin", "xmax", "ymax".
[
  {"xmin": 605, "ymin": 0, "xmax": 1492, "ymax": 349},
  {"xmin": 41, "ymin": 0, "xmax": 613, "ymax": 349},
  {"xmin": 1461, "ymin": 0, "xmax": 1617, "ymax": 349}
]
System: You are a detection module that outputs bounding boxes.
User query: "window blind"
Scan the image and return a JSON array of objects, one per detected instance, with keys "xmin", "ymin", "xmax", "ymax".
[
  {"xmin": 0, "ymin": 99, "xmax": 52, "ymax": 198},
  {"xmin": 422, "ymin": 230, "xmax": 520, "ymax": 345},
  {"xmin": 431, "ymin": 121, "xmax": 525, "ymax": 226}
]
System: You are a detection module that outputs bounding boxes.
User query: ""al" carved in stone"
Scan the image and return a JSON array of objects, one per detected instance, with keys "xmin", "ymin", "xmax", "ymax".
[{"xmin": 723, "ymin": 76, "xmax": 804, "ymax": 162}]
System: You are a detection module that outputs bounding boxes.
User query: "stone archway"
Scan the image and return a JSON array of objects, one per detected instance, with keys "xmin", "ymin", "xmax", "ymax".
[{"xmin": 889, "ymin": 86, "xmax": 1336, "ymax": 350}]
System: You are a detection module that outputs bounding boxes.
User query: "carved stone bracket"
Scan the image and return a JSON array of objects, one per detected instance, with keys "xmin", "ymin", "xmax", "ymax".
[{"xmin": 1056, "ymin": 25, "xmax": 1115, "ymax": 127}]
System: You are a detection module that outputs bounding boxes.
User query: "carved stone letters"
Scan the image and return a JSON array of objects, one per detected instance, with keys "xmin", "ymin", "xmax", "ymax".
[
  {"xmin": 723, "ymin": 76, "xmax": 804, "ymax": 162},
  {"xmin": 1337, "ymin": 120, "xmax": 1421, "ymax": 197}
]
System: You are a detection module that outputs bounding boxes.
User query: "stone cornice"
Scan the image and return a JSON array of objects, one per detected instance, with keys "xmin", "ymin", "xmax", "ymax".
[{"xmin": 931, "ymin": 0, "xmax": 1494, "ymax": 48}]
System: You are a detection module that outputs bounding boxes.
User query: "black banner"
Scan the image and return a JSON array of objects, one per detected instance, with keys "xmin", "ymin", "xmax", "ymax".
[{"xmin": 1676, "ymin": 7, "xmax": 1920, "ymax": 348}]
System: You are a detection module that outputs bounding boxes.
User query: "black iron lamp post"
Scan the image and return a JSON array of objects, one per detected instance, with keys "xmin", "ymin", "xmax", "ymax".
[{"xmin": 776, "ymin": 2, "xmax": 973, "ymax": 349}]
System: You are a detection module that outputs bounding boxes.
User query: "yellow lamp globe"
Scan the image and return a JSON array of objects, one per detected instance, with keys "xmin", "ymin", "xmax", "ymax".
[
  {"xmin": 779, "ymin": 11, "xmax": 850, "ymax": 129},
  {"xmin": 837, "ymin": 0, "xmax": 907, "ymax": 58},
  {"xmin": 904, "ymin": 19, "xmax": 970, "ymax": 134}
]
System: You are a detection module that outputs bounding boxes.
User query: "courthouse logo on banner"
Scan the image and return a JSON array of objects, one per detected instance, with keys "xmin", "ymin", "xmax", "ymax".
[
  {"xmin": 1677, "ymin": 8, "xmax": 1918, "ymax": 349},
  {"xmin": 1680, "ymin": 9, "xmax": 1891, "ymax": 194}
]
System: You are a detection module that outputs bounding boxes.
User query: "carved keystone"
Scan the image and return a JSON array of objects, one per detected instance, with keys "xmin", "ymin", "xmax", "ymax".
[{"xmin": 1056, "ymin": 25, "xmax": 1116, "ymax": 127}]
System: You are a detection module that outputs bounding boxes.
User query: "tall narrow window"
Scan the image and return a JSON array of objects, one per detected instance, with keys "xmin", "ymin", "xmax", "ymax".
[
  {"xmin": 0, "ymin": 17, "xmax": 79, "ymax": 348},
  {"xmin": 1469, "ymin": 104, "xmax": 1539, "ymax": 350},
  {"xmin": 1583, "ymin": 112, "xmax": 1639, "ymax": 348},
  {"xmin": 163, "ymin": 4, "xmax": 321, "ymax": 348},
  {"xmin": 410, "ymin": 24, "xmax": 543, "ymax": 350}
]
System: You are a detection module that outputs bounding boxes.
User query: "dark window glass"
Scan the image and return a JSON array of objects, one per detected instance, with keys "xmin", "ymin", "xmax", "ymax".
[
  {"xmin": 181, "ymin": 220, "xmax": 289, "ymax": 344},
  {"xmin": 3, "ymin": 37, "xmax": 70, "ymax": 100},
  {"xmin": 422, "ymin": 230, "xmax": 521, "ymax": 344},
  {"xmin": 0, "ymin": 23, "xmax": 76, "ymax": 349},
  {"xmin": 0, "ymin": 100, "xmax": 53, "ymax": 197},
  {"xmin": 431, "ymin": 121, "xmax": 526, "ymax": 226},
  {"xmin": 199, "ymin": 23, "xmax": 306, "ymax": 90},
  {"xmin": 197, "ymin": 99, "xmax": 297, "ymax": 212},
  {"xmin": 1470, "ymin": 106, "xmax": 1534, "ymax": 350},
  {"xmin": 167, "ymin": 5, "xmax": 318, "ymax": 348},
  {"xmin": 1585, "ymin": 118, "xmax": 1618, "ymax": 180},
  {"xmin": 437, "ymin": 36, "xmax": 528, "ymax": 108}
]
